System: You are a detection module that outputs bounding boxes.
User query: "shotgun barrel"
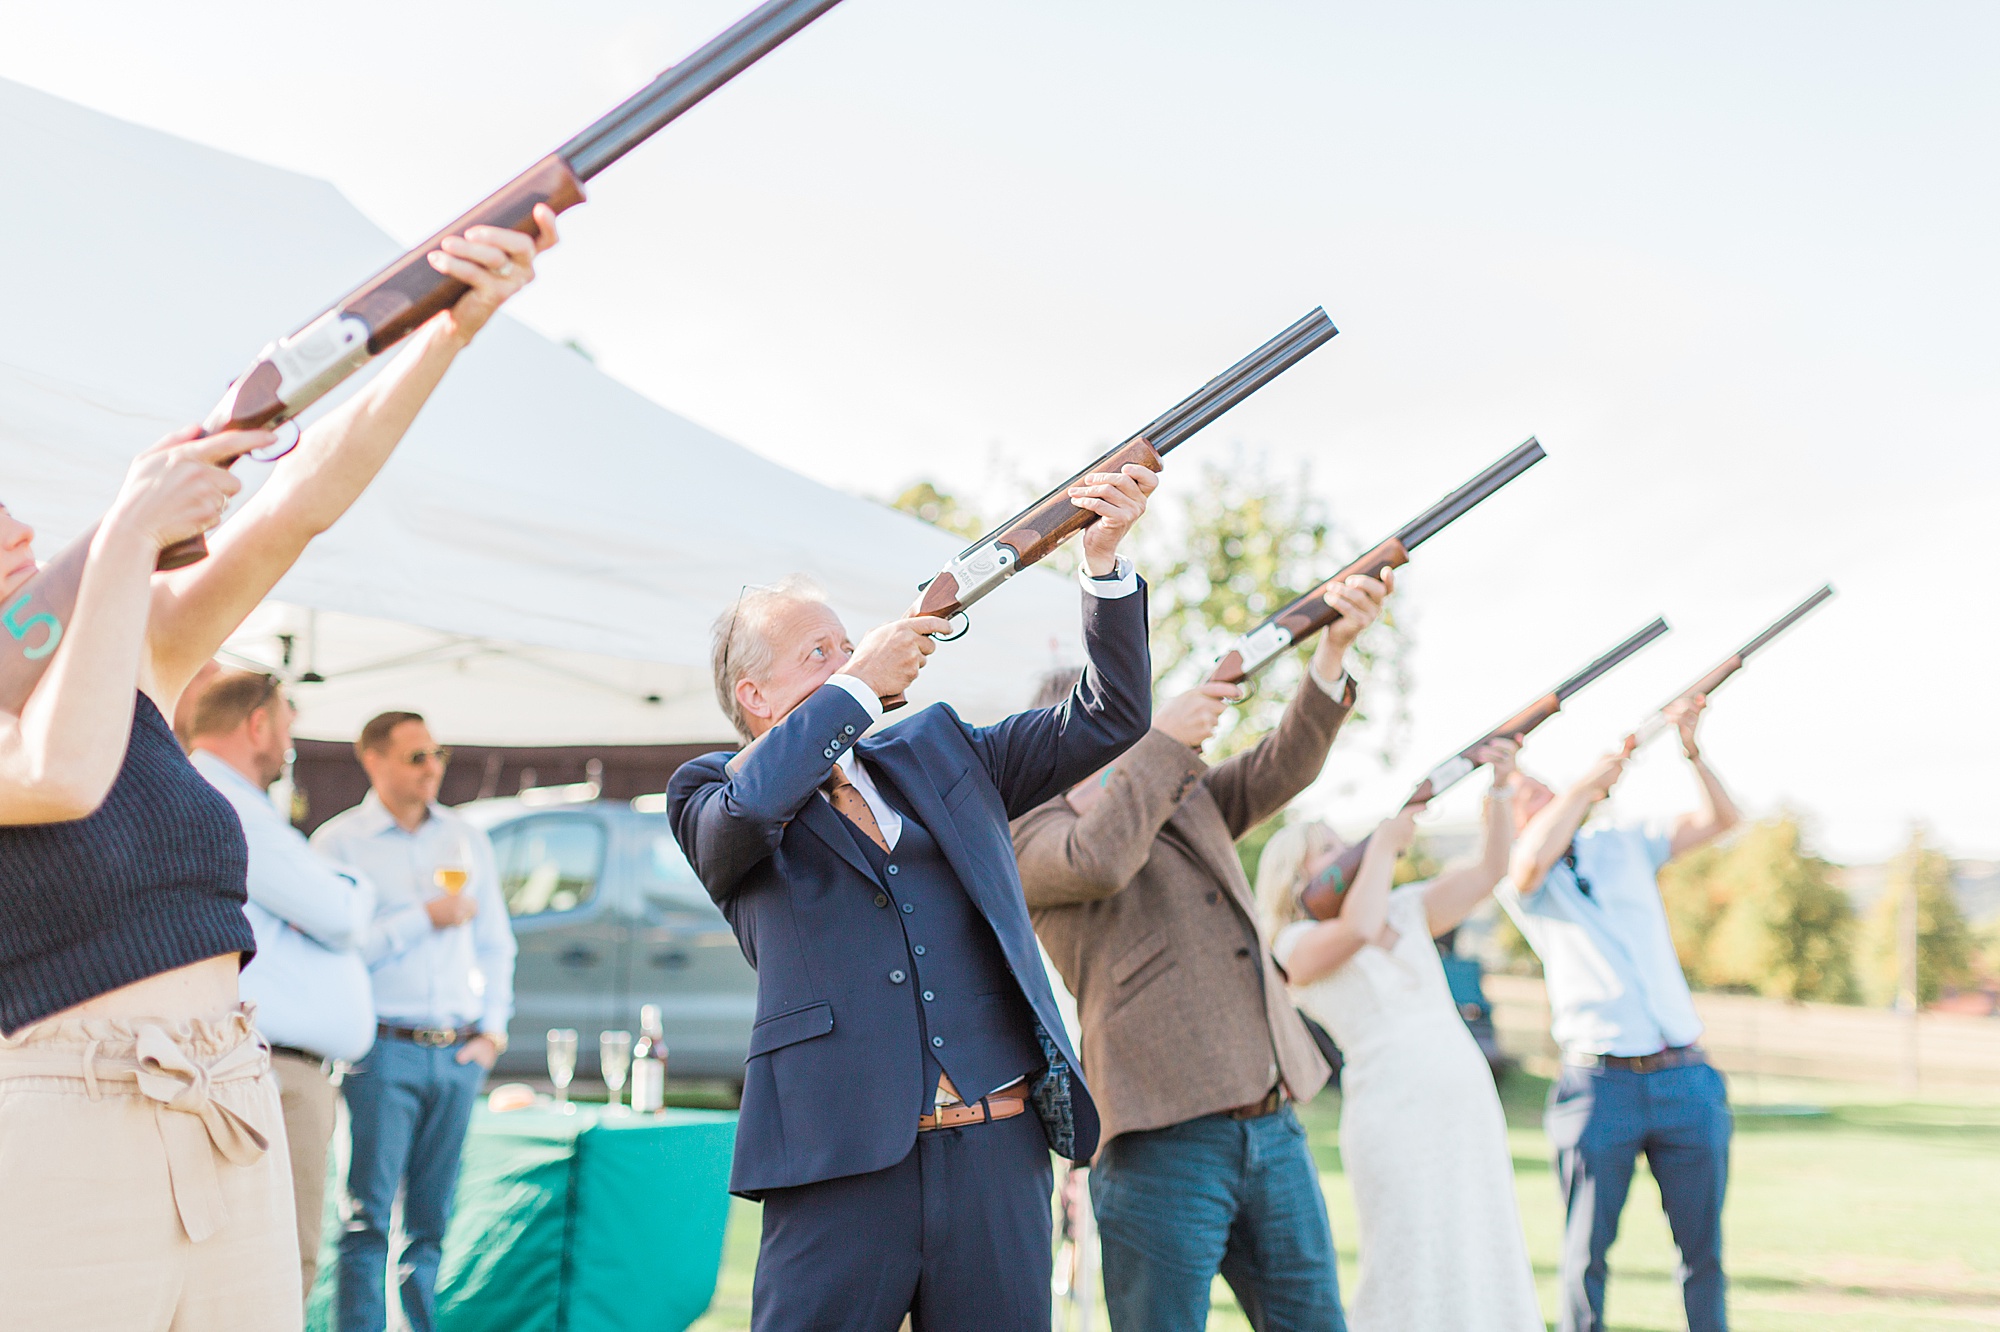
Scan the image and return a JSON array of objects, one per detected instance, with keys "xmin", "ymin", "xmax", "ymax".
[
  {"xmin": 1208, "ymin": 438, "xmax": 1546, "ymax": 687},
  {"xmin": 912, "ymin": 309, "xmax": 1339, "ymax": 624},
  {"xmin": 159, "ymin": 0, "xmax": 850, "ymax": 570},
  {"xmin": 1298, "ymin": 617, "xmax": 1671, "ymax": 921},
  {"xmin": 1630, "ymin": 584, "xmax": 1835, "ymax": 746}
]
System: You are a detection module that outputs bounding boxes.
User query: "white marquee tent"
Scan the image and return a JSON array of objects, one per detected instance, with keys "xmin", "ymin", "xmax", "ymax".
[{"xmin": 0, "ymin": 78, "xmax": 1085, "ymax": 745}]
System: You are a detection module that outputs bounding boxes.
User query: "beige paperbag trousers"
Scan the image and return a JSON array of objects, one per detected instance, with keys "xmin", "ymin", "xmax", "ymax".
[{"xmin": 0, "ymin": 1007, "xmax": 302, "ymax": 1332}]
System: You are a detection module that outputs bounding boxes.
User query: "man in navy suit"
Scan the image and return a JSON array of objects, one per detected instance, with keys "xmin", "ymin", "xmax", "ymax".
[{"xmin": 668, "ymin": 465, "xmax": 1157, "ymax": 1331}]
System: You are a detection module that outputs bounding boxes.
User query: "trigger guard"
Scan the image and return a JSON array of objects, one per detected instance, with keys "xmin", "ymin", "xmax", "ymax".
[
  {"xmin": 246, "ymin": 420, "xmax": 302, "ymax": 463},
  {"xmin": 935, "ymin": 612, "xmax": 972, "ymax": 643}
]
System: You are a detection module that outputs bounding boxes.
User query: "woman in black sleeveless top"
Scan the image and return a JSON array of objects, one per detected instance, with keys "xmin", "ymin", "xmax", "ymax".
[{"xmin": 0, "ymin": 210, "xmax": 557, "ymax": 1332}]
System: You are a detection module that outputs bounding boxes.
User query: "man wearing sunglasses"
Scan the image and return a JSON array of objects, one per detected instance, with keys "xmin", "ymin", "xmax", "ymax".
[{"xmin": 313, "ymin": 711, "xmax": 515, "ymax": 1332}]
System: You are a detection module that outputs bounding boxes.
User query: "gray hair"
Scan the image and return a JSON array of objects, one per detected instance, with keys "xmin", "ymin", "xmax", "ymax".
[{"xmin": 710, "ymin": 575, "xmax": 828, "ymax": 743}]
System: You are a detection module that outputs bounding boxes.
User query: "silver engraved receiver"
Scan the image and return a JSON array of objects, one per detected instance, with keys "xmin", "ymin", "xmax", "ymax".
[
  {"xmin": 937, "ymin": 541, "xmax": 1017, "ymax": 610},
  {"xmin": 1424, "ymin": 754, "xmax": 1477, "ymax": 796},
  {"xmin": 268, "ymin": 311, "xmax": 374, "ymax": 411},
  {"xmin": 1232, "ymin": 621, "xmax": 1295, "ymax": 676}
]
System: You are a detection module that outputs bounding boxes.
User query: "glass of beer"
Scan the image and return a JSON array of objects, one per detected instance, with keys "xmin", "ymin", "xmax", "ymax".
[{"xmin": 434, "ymin": 831, "xmax": 472, "ymax": 896}]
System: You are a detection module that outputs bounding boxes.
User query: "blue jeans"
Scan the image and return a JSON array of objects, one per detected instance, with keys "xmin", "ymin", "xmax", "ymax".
[
  {"xmin": 1546, "ymin": 1060, "xmax": 1733, "ymax": 1332},
  {"xmin": 1090, "ymin": 1106, "xmax": 1344, "ymax": 1332},
  {"xmin": 336, "ymin": 1036, "xmax": 485, "ymax": 1332}
]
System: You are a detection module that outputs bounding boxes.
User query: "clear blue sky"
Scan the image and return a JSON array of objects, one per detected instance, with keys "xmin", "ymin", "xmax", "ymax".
[{"xmin": 3, "ymin": 1, "xmax": 1995, "ymax": 861}]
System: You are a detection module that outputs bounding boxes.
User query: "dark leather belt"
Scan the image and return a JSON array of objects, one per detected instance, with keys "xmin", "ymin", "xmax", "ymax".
[
  {"xmin": 267, "ymin": 1043, "xmax": 325, "ymax": 1064},
  {"xmin": 919, "ymin": 1082, "xmax": 1029, "ymax": 1132},
  {"xmin": 1567, "ymin": 1045, "xmax": 1708, "ymax": 1074},
  {"xmin": 378, "ymin": 1023, "xmax": 479, "ymax": 1048},
  {"xmin": 1225, "ymin": 1087, "xmax": 1286, "ymax": 1120}
]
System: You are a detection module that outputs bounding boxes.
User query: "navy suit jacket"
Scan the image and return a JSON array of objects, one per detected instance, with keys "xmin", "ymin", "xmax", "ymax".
[{"xmin": 668, "ymin": 583, "xmax": 1150, "ymax": 1196}]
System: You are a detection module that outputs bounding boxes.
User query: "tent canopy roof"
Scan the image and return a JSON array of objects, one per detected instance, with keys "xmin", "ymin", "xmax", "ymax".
[{"xmin": 0, "ymin": 78, "xmax": 1084, "ymax": 744}]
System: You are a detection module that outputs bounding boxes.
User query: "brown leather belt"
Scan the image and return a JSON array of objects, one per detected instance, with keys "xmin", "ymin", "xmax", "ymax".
[
  {"xmin": 1567, "ymin": 1045, "xmax": 1708, "ymax": 1074},
  {"xmin": 1226, "ymin": 1087, "xmax": 1285, "ymax": 1120},
  {"xmin": 919, "ymin": 1082, "xmax": 1029, "ymax": 1132},
  {"xmin": 378, "ymin": 1023, "xmax": 478, "ymax": 1049}
]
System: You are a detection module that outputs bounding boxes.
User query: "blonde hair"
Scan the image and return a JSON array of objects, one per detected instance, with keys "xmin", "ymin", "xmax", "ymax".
[{"xmin": 1255, "ymin": 821, "xmax": 1346, "ymax": 937}]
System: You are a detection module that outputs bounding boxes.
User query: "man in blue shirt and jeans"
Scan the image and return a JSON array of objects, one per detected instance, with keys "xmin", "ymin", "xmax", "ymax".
[
  {"xmin": 1498, "ymin": 696, "xmax": 1740, "ymax": 1332},
  {"xmin": 314, "ymin": 711, "xmax": 516, "ymax": 1332}
]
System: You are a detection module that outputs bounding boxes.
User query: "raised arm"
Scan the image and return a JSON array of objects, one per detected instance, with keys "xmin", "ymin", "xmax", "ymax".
[
  {"xmin": 144, "ymin": 210, "xmax": 559, "ymax": 706},
  {"xmin": 1013, "ymin": 731, "xmax": 1205, "ymax": 907},
  {"xmin": 1422, "ymin": 739, "xmax": 1519, "ymax": 936},
  {"xmin": 1278, "ymin": 805, "xmax": 1419, "ymax": 986},
  {"xmin": 1663, "ymin": 696, "xmax": 1740, "ymax": 858},
  {"xmin": 0, "ymin": 439, "xmax": 240, "ymax": 823},
  {"xmin": 1510, "ymin": 742, "xmax": 1631, "ymax": 898}
]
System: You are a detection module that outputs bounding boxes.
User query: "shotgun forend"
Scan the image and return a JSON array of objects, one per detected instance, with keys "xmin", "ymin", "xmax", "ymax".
[
  {"xmin": 1629, "ymin": 584, "xmax": 1835, "ymax": 746},
  {"xmin": 1208, "ymin": 438, "xmax": 1546, "ymax": 687},
  {"xmin": 159, "ymin": 0, "xmax": 849, "ymax": 571}
]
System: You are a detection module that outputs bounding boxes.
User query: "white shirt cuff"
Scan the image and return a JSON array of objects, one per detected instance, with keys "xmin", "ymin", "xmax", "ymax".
[
  {"xmin": 1079, "ymin": 554, "xmax": 1138, "ymax": 599},
  {"xmin": 826, "ymin": 672, "xmax": 886, "ymax": 724},
  {"xmin": 1307, "ymin": 655, "xmax": 1351, "ymax": 700}
]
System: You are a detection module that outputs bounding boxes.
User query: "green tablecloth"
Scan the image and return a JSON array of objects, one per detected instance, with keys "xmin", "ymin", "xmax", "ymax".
[{"xmin": 308, "ymin": 1103, "xmax": 737, "ymax": 1332}]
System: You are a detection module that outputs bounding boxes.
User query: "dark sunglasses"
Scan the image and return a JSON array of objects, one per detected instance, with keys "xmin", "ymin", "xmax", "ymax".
[{"xmin": 403, "ymin": 747, "xmax": 452, "ymax": 767}]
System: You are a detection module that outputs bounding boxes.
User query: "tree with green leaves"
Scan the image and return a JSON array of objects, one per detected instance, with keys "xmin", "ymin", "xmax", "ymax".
[
  {"xmin": 1659, "ymin": 814, "xmax": 1856, "ymax": 1002},
  {"xmin": 1861, "ymin": 828, "xmax": 1975, "ymax": 1007}
]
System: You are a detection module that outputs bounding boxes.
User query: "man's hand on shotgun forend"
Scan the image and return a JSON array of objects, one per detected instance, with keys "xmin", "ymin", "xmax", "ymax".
[
  {"xmin": 1471, "ymin": 736, "xmax": 1520, "ymax": 786},
  {"xmin": 1582, "ymin": 741, "xmax": 1635, "ymax": 800},
  {"xmin": 430, "ymin": 203, "xmax": 561, "ymax": 345},
  {"xmin": 1663, "ymin": 693, "xmax": 1707, "ymax": 761},
  {"xmin": 1315, "ymin": 566, "xmax": 1394, "ymax": 667},
  {"xmin": 1072, "ymin": 463, "xmax": 1158, "ymax": 576},
  {"xmin": 1154, "ymin": 682, "xmax": 1243, "ymax": 749},
  {"xmin": 847, "ymin": 616, "xmax": 954, "ymax": 699}
]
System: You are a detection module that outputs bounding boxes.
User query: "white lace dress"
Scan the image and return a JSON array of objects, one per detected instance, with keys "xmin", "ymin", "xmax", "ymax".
[{"xmin": 1275, "ymin": 884, "xmax": 1542, "ymax": 1332}]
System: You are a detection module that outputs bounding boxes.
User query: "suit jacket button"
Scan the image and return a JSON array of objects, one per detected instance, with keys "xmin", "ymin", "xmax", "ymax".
[
  {"xmin": 887, "ymin": 864, "xmax": 900, "ymax": 876},
  {"xmin": 932, "ymin": 1036, "xmax": 944, "ymax": 1048},
  {"xmin": 902, "ymin": 902, "xmax": 914, "ymax": 914},
  {"xmin": 1236, "ymin": 947, "xmax": 1251, "ymax": 958},
  {"xmin": 874, "ymin": 894, "xmax": 889, "ymax": 908},
  {"xmin": 923, "ymin": 991, "xmax": 935, "ymax": 1002},
  {"xmin": 1206, "ymin": 892, "xmax": 1219, "ymax": 905},
  {"xmin": 913, "ymin": 945, "xmax": 926, "ymax": 956},
  {"xmin": 845, "ymin": 725, "xmax": 857, "ymax": 735},
  {"xmin": 890, "ymin": 970, "xmax": 906, "ymax": 984},
  {"xmin": 823, "ymin": 748, "xmax": 835, "ymax": 758}
]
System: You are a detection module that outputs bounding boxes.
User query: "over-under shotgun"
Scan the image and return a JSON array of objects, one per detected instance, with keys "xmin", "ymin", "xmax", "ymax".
[
  {"xmin": 881, "ymin": 308, "xmax": 1339, "ymax": 707},
  {"xmin": 1298, "ymin": 617, "xmax": 1670, "ymax": 920},
  {"xmin": 1628, "ymin": 584, "xmax": 1835, "ymax": 749},
  {"xmin": 0, "ymin": 0, "xmax": 848, "ymax": 715},
  {"xmin": 1206, "ymin": 439, "xmax": 1546, "ymax": 690}
]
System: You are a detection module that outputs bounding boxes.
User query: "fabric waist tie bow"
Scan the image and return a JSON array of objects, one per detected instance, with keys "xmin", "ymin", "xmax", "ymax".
[{"xmin": 131, "ymin": 1025, "xmax": 273, "ymax": 1242}]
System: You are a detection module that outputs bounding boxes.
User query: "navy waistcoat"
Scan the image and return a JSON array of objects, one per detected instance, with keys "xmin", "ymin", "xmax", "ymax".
[{"xmin": 840, "ymin": 768, "xmax": 1044, "ymax": 1107}]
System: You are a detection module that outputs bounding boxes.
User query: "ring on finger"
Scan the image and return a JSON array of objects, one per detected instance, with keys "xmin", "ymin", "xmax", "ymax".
[{"xmin": 495, "ymin": 260, "xmax": 516, "ymax": 278}]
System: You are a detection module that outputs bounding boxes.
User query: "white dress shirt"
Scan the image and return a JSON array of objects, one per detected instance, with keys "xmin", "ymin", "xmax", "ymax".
[
  {"xmin": 311, "ymin": 793, "xmax": 517, "ymax": 1037},
  {"xmin": 818, "ymin": 557, "xmax": 1143, "ymax": 848},
  {"xmin": 1496, "ymin": 820, "xmax": 1704, "ymax": 1058},
  {"xmin": 190, "ymin": 750, "xmax": 378, "ymax": 1062}
]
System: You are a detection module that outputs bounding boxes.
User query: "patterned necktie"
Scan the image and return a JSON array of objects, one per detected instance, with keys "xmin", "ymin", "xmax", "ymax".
[{"xmin": 822, "ymin": 763, "xmax": 890, "ymax": 852}]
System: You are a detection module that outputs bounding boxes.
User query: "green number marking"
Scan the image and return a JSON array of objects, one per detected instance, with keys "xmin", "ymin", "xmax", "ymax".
[{"xmin": 1, "ymin": 594, "xmax": 62, "ymax": 661}]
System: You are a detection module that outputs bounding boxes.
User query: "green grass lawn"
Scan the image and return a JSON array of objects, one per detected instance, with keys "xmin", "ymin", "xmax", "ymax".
[{"xmin": 691, "ymin": 1075, "xmax": 2000, "ymax": 1331}]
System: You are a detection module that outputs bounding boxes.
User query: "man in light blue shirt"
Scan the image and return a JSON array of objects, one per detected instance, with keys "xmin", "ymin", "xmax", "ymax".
[
  {"xmin": 1498, "ymin": 697, "xmax": 1740, "ymax": 1332},
  {"xmin": 312, "ymin": 710, "xmax": 515, "ymax": 1332},
  {"xmin": 187, "ymin": 669, "xmax": 378, "ymax": 1302}
]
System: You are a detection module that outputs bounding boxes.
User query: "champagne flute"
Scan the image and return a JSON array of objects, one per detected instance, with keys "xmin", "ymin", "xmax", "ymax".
[
  {"xmin": 434, "ymin": 829, "xmax": 473, "ymax": 897},
  {"xmin": 600, "ymin": 1030, "xmax": 633, "ymax": 1113},
  {"xmin": 547, "ymin": 1029, "xmax": 578, "ymax": 1112}
]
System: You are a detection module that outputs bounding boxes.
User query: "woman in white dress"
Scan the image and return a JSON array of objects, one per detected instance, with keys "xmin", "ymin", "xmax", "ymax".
[{"xmin": 1259, "ymin": 740, "xmax": 1542, "ymax": 1332}]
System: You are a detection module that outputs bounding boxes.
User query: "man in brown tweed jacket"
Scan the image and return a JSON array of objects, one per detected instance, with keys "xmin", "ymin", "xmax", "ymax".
[{"xmin": 1013, "ymin": 570, "xmax": 1391, "ymax": 1332}]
